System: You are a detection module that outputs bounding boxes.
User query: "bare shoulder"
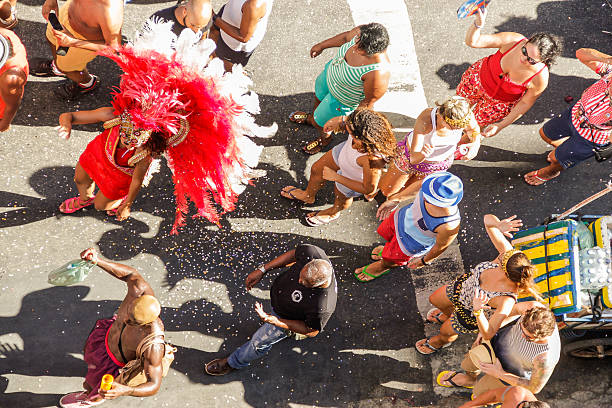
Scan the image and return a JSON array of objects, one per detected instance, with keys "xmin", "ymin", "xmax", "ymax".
[
  {"xmin": 1, "ymin": 68, "xmax": 27, "ymax": 87},
  {"xmin": 497, "ymin": 32, "xmax": 527, "ymax": 51},
  {"xmin": 529, "ymin": 66, "xmax": 550, "ymax": 90},
  {"xmin": 416, "ymin": 108, "xmax": 434, "ymax": 132},
  {"xmin": 437, "ymin": 218, "xmax": 461, "ymax": 234}
]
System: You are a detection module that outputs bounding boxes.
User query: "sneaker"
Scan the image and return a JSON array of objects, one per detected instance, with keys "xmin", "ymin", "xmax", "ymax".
[
  {"xmin": 29, "ymin": 58, "xmax": 66, "ymax": 77},
  {"xmin": 54, "ymin": 75, "xmax": 100, "ymax": 100},
  {"xmin": 59, "ymin": 391, "xmax": 105, "ymax": 407}
]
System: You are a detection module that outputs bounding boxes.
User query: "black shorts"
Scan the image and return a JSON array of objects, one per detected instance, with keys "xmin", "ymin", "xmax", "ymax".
[{"xmin": 215, "ymin": 33, "xmax": 253, "ymax": 66}]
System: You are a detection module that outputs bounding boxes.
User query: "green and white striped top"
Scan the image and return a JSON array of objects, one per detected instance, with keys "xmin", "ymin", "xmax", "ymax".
[{"xmin": 326, "ymin": 37, "xmax": 386, "ymax": 107}]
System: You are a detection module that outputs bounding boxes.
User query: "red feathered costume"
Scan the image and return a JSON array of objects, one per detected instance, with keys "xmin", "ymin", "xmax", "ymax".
[{"xmin": 92, "ymin": 37, "xmax": 267, "ymax": 233}]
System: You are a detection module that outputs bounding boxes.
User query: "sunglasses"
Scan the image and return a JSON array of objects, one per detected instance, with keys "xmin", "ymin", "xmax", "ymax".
[{"xmin": 521, "ymin": 46, "xmax": 541, "ymax": 65}]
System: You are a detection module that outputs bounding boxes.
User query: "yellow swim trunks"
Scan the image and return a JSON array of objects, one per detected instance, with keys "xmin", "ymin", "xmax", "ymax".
[{"xmin": 45, "ymin": 0, "xmax": 98, "ymax": 72}]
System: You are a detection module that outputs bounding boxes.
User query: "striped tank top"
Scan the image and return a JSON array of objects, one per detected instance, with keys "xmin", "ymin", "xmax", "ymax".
[
  {"xmin": 492, "ymin": 316, "xmax": 560, "ymax": 380},
  {"xmin": 393, "ymin": 191, "xmax": 461, "ymax": 257},
  {"xmin": 326, "ymin": 37, "xmax": 385, "ymax": 107}
]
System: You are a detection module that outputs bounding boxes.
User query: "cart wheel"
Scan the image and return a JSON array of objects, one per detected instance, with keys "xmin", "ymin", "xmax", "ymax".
[{"xmin": 563, "ymin": 338, "xmax": 612, "ymax": 358}]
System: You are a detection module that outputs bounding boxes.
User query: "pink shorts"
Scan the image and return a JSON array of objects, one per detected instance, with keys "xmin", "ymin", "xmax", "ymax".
[{"xmin": 377, "ymin": 211, "xmax": 413, "ymax": 266}]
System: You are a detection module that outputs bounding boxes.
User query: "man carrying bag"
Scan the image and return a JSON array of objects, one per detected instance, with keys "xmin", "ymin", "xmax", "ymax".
[{"xmin": 59, "ymin": 248, "xmax": 174, "ymax": 408}]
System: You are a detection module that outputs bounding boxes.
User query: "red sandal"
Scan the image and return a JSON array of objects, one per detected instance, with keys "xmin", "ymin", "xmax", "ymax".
[{"xmin": 59, "ymin": 196, "xmax": 95, "ymax": 214}]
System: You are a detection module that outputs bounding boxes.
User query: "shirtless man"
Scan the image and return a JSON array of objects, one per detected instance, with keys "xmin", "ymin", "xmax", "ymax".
[
  {"xmin": 30, "ymin": 0, "xmax": 123, "ymax": 100},
  {"xmin": 59, "ymin": 248, "xmax": 166, "ymax": 408},
  {"xmin": 0, "ymin": 27, "xmax": 27, "ymax": 132},
  {"xmin": 210, "ymin": 0, "xmax": 273, "ymax": 71}
]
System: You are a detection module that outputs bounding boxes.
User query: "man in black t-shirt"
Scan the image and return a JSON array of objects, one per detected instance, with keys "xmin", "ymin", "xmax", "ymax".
[
  {"xmin": 150, "ymin": 0, "xmax": 213, "ymax": 39},
  {"xmin": 205, "ymin": 244, "xmax": 337, "ymax": 375}
]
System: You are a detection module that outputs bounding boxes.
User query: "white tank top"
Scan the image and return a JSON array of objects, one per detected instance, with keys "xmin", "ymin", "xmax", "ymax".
[
  {"xmin": 220, "ymin": 0, "xmax": 273, "ymax": 52},
  {"xmin": 337, "ymin": 135, "xmax": 367, "ymax": 182},
  {"xmin": 407, "ymin": 107, "xmax": 463, "ymax": 163}
]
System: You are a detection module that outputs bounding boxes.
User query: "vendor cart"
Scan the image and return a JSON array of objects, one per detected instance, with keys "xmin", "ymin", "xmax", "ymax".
[{"xmin": 510, "ymin": 185, "xmax": 612, "ymax": 358}]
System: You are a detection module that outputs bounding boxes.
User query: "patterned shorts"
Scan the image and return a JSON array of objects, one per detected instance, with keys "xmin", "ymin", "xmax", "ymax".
[
  {"xmin": 456, "ymin": 58, "xmax": 520, "ymax": 128},
  {"xmin": 393, "ymin": 138, "xmax": 453, "ymax": 177},
  {"xmin": 446, "ymin": 273, "xmax": 479, "ymax": 334}
]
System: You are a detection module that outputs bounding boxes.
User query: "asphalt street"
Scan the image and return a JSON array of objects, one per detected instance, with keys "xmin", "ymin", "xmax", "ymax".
[{"xmin": 0, "ymin": 0, "xmax": 611, "ymax": 407}]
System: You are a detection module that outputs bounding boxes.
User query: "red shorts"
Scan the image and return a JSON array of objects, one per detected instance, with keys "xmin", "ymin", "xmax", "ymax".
[{"xmin": 377, "ymin": 211, "xmax": 413, "ymax": 266}]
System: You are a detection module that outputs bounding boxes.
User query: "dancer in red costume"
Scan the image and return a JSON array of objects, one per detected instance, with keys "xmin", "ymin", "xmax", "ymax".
[{"xmin": 58, "ymin": 20, "xmax": 276, "ymax": 233}]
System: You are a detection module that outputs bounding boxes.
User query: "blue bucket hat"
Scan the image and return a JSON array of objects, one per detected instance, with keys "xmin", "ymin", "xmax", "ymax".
[{"xmin": 421, "ymin": 172, "xmax": 463, "ymax": 207}]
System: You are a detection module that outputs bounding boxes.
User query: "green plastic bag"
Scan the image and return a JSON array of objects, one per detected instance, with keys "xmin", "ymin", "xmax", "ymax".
[
  {"xmin": 48, "ymin": 259, "xmax": 94, "ymax": 286},
  {"xmin": 576, "ymin": 221, "xmax": 595, "ymax": 250}
]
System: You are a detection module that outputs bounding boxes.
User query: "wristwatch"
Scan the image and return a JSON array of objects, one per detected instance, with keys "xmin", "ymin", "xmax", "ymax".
[{"xmin": 256, "ymin": 264, "xmax": 266, "ymax": 274}]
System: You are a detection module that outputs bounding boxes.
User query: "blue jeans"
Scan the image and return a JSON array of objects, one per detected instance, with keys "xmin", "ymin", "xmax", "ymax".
[{"xmin": 227, "ymin": 313, "xmax": 289, "ymax": 369}]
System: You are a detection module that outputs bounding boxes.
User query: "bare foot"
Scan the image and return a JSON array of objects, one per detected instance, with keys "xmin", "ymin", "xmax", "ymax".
[{"xmin": 280, "ymin": 186, "xmax": 315, "ymax": 204}]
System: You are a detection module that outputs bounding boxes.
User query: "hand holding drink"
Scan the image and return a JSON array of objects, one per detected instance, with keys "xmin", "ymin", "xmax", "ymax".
[{"xmin": 100, "ymin": 374, "xmax": 114, "ymax": 392}]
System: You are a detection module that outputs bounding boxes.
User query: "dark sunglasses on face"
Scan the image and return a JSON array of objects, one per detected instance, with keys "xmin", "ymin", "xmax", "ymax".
[{"xmin": 521, "ymin": 46, "xmax": 540, "ymax": 65}]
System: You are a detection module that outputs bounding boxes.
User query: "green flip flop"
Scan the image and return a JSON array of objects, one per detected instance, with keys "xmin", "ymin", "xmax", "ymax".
[{"xmin": 353, "ymin": 264, "xmax": 390, "ymax": 283}]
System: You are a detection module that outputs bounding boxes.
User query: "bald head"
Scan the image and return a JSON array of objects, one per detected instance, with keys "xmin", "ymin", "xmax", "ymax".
[
  {"xmin": 129, "ymin": 295, "xmax": 161, "ymax": 325},
  {"xmin": 300, "ymin": 259, "xmax": 333, "ymax": 288},
  {"xmin": 183, "ymin": 0, "xmax": 212, "ymax": 31}
]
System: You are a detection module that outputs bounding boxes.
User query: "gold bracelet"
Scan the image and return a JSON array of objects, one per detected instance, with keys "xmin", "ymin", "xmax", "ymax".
[{"xmin": 473, "ymin": 309, "xmax": 483, "ymax": 317}]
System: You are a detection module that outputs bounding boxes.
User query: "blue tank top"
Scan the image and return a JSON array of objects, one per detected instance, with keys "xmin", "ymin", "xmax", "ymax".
[{"xmin": 394, "ymin": 191, "xmax": 461, "ymax": 257}]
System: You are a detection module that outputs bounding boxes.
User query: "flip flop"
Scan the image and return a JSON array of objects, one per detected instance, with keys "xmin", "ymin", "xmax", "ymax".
[
  {"xmin": 415, "ymin": 337, "xmax": 451, "ymax": 355},
  {"xmin": 289, "ymin": 111, "xmax": 310, "ymax": 124},
  {"xmin": 59, "ymin": 196, "xmax": 95, "ymax": 214},
  {"xmin": 353, "ymin": 264, "xmax": 390, "ymax": 282},
  {"xmin": 524, "ymin": 170, "xmax": 558, "ymax": 186},
  {"xmin": 436, "ymin": 370, "xmax": 474, "ymax": 389},
  {"xmin": 370, "ymin": 245, "xmax": 384, "ymax": 261},
  {"xmin": 305, "ymin": 211, "xmax": 340, "ymax": 226},
  {"xmin": 280, "ymin": 186, "xmax": 309, "ymax": 203},
  {"xmin": 426, "ymin": 308, "xmax": 446, "ymax": 324}
]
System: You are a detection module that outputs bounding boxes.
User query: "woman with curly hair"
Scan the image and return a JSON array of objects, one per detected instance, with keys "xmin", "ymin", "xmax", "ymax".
[
  {"xmin": 379, "ymin": 96, "xmax": 481, "ymax": 201},
  {"xmin": 281, "ymin": 108, "xmax": 396, "ymax": 226},
  {"xmin": 416, "ymin": 214, "xmax": 540, "ymax": 355},
  {"xmin": 289, "ymin": 23, "xmax": 391, "ymax": 154},
  {"xmin": 457, "ymin": 7, "xmax": 561, "ymax": 137}
]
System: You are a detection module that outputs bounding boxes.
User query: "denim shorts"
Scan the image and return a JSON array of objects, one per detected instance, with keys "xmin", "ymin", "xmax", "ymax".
[
  {"xmin": 331, "ymin": 141, "xmax": 362, "ymax": 198},
  {"xmin": 542, "ymin": 106, "xmax": 607, "ymax": 169}
]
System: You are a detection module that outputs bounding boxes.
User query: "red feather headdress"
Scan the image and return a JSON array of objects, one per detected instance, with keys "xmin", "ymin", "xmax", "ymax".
[{"xmin": 99, "ymin": 25, "xmax": 274, "ymax": 234}]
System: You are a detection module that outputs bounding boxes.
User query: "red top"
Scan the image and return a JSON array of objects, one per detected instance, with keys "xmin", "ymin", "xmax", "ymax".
[
  {"xmin": 0, "ymin": 28, "xmax": 28, "ymax": 118},
  {"xmin": 479, "ymin": 38, "xmax": 546, "ymax": 102}
]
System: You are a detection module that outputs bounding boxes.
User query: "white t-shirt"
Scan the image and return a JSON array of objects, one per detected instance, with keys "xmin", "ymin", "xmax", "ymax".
[{"xmin": 220, "ymin": 0, "xmax": 273, "ymax": 52}]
